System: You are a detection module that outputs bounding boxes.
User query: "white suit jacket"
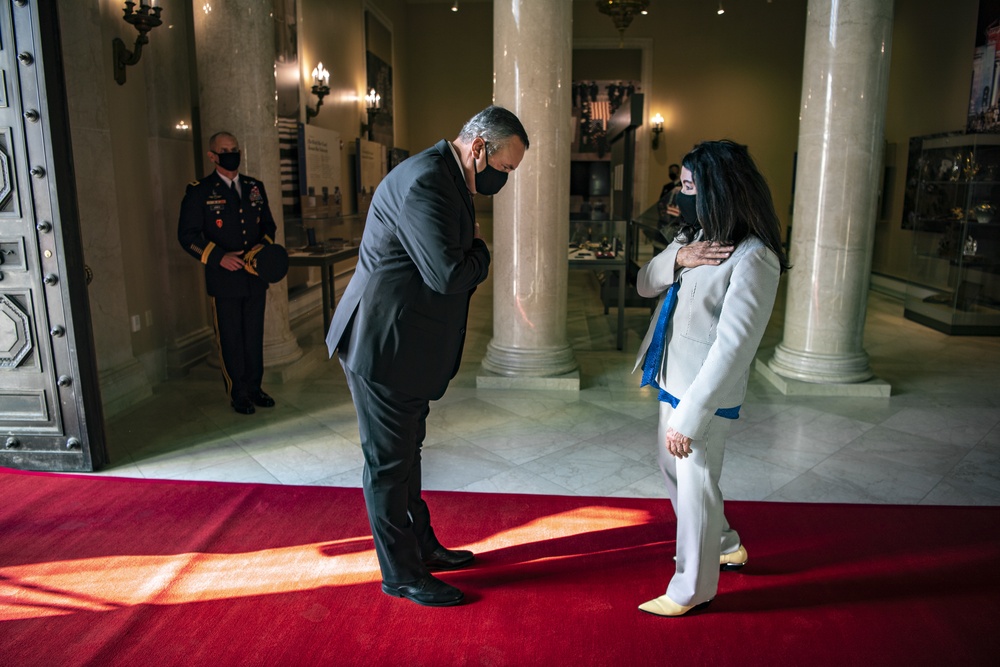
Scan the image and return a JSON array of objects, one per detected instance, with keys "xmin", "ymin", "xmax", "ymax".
[{"xmin": 633, "ymin": 232, "xmax": 780, "ymax": 439}]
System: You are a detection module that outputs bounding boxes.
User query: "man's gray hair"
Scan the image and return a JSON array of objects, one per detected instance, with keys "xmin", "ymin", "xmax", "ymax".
[
  {"xmin": 458, "ymin": 105, "xmax": 529, "ymax": 156},
  {"xmin": 208, "ymin": 131, "xmax": 238, "ymax": 151}
]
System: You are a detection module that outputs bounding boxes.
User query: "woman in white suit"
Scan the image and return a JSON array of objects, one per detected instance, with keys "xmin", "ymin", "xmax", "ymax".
[{"xmin": 634, "ymin": 140, "xmax": 790, "ymax": 617}]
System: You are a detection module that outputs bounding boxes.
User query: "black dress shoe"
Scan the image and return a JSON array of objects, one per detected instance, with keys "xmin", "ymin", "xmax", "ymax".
[
  {"xmin": 231, "ymin": 396, "xmax": 255, "ymax": 415},
  {"xmin": 423, "ymin": 547, "xmax": 475, "ymax": 571},
  {"xmin": 249, "ymin": 390, "xmax": 275, "ymax": 408},
  {"xmin": 381, "ymin": 575, "xmax": 464, "ymax": 607}
]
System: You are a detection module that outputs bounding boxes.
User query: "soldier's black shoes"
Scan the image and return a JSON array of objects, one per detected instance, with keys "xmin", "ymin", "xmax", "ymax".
[
  {"xmin": 231, "ymin": 396, "xmax": 255, "ymax": 415},
  {"xmin": 249, "ymin": 390, "xmax": 275, "ymax": 408},
  {"xmin": 381, "ymin": 575, "xmax": 464, "ymax": 607},
  {"xmin": 423, "ymin": 547, "xmax": 476, "ymax": 571}
]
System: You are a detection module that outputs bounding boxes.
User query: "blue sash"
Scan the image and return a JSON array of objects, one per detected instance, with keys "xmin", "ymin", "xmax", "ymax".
[{"xmin": 640, "ymin": 282, "xmax": 741, "ymax": 420}]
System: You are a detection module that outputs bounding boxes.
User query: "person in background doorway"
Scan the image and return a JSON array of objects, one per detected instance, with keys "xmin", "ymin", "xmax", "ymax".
[
  {"xmin": 659, "ymin": 163, "xmax": 682, "ymax": 201},
  {"xmin": 634, "ymin": 140, "xmax": 790, "ymax": 617},
  {"xmin": 656, "ymin": 163, "xmax": 684, "ymax": 233}
]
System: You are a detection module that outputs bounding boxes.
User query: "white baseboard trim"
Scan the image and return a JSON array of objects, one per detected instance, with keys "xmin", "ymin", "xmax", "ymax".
[
  {"xmin": 166, "ymin": 327, "xmax": 215, "ymax": 378},
  {"xmin": 99, "ymin": 358, "xmax": 153, "ymax": 418},
  {"xmin": 869, "ymin": 273, "xmax": 908, "ymax": 300}
]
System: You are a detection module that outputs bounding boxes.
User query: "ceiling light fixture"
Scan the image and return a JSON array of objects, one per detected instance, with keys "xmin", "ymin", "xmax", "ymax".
[
  {"xmin": 451, "ymin": 1, "xmax": 458, "ymax": 11},
  {"xmin": 718, "ymin": 3, "xmax": 725, "ymax": 15},
  {"xmin": 596, "ymin": 0, "xmax": 650, "ymax": 47}
]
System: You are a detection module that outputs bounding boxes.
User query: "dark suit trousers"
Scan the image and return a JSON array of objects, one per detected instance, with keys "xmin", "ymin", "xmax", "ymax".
[
  {"xmin": 339, "ymin": 356, "xmax": 441, "ymax": 584},
  {"xmin": 212, "ymin": 292, "xmax": 266, "ymax": 399}
]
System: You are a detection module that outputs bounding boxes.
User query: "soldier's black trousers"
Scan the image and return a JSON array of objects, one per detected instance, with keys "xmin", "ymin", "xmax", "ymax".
[{"xmin": 212, "ymin": 291, "xmax": 266, "ymax": 400}]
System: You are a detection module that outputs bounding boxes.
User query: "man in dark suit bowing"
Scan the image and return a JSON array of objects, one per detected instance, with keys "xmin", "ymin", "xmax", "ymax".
[
  {"xmin": 178, "ymin": 131, "xmax": 278, "ymax": 415},
  {"xmin": 326, "ymin": 106, "xmax": 529, "ymax": 607}
]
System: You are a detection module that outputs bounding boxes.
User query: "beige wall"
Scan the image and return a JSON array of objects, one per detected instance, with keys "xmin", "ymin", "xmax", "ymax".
[
  {"xmin": 298, "ymin": 0, "xmax": 409, "ymax": 211},
  {"xmin": 402, "ymin": 1, "xmax": 494, "ymax": 211},
  {"xmin": 61, "ymin": 0, "xmax": 413, "ymax": 397},
  {"xmin": 402, "ymin": 0, "xmax": 982, "ymax": 279},
  {"xmin": 572, "ymin": 0, "xmax": 808, "ymax": 237},
  {"xmin": 879, "ymin": 0, "xmax": 979, "ymax": 280},
  {"xmin": 402, "ymin": 2, "xmax": 494, "ymax": 157},
  {"xmin": 57, "ymin": 0, "xmax": 162, "ymax": 412},
  {"xmin": 401, "ymin": 1, "xmax": 807, "ymax": 228},
  {"xmin": 55, "ymin": 0, "xmax": 985, "ymax": 411}
]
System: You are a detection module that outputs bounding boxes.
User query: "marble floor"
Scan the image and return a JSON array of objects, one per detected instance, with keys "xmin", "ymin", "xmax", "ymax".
[{"xmin": 102, "ymin": 259, "xmax": 1000, "ymax": 506}]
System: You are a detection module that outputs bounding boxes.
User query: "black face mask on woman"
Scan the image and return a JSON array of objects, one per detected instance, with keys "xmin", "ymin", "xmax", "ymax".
[
  {"xmin": 474, "ymin": 141, "xmax": 508, "ymax": 196},
  {"xmin": 675, "ymin": 192, "xmax": 699, "ymax": 227},
  {"xmin": 215, "ymin": 150, "xmax": 241, "ymax": 172}
]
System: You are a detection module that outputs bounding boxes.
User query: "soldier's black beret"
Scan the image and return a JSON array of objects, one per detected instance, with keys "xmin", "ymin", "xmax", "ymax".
[{"xmin": 244, "ymin": 243, "xmax": 289, "ymax": 283}]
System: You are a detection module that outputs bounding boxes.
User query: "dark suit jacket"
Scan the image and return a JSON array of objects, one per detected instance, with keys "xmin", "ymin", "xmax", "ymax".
[
  {"xmin": 325, "ymin": 140, "xmax": 490, "ymax": 400},
  {"xmin": 178, "ymin": 171, "xmax": 277, "ymax": 298}
]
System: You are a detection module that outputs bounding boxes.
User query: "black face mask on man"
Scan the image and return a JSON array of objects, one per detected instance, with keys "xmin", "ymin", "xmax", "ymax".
[
  {"xmin": 474, "ymin": 141, "xmax": 508, "ymax": 196},
  {"xmin": 214, "ymin": 150, "xmax": 241, "ymax": 172},
  {"xmin": 675, "ymin": 192, "xmax": 699, "ymax": 227}
]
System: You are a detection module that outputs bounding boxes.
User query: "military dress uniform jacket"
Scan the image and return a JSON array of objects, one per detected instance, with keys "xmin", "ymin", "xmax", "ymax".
[
  {"xmin": 325, "ymin": 139, "xmax": 489, "ymax": 400},
  {"xmin": 178, "ymin": 171, "xmax": 277, "ymax": 298}
]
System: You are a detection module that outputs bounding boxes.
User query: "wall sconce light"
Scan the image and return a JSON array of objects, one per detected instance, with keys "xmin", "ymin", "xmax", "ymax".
[
  {"xmin": 364, "ymin": 88, "xmax": 383, "ymax": 139},
  {"xmin": 112, "ymin": 1, "xmax": 164, "ymax": 86},
  {"xmin": 365, "ymin": 88, "xmax": 382, "ymax": 114},
  {"xmin": 717, "ymin": 3, "xmax": 726, "ymax": 15},
  {"xmin": 651, "ymin": 113, "xmax": 664, "ymax": 149},
  {"xmin": 306, "ymin": 62, "xmax": 331, "ymax": 123},
  {"xmin": 451, "ymin": 1, "xmax": 459, "ymax": 11}
]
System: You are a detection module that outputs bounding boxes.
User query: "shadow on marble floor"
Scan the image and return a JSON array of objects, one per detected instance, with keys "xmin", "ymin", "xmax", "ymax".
[{"xmin": 103, "ymin": 267, "xmax": 1000, "ymax": 506}]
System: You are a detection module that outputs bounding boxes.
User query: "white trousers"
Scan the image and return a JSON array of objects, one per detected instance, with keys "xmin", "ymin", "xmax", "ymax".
[{"xmin": 657, "ymin": 402, "xmax": 742, "ymax": 606}]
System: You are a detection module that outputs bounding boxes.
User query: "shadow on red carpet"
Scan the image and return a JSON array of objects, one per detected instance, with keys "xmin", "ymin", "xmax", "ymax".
[{"xmin": 1, "ymin": 467, "xmax": 997, "ymax": 666}]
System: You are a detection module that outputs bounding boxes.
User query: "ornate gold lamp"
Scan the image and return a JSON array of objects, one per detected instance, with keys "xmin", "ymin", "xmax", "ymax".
[
  {"xmin": 596, "ymin": 0, "xmax": 650, "ymax": 46},
  {"xmin": 112, "ymin": 1, "xmax": 164, "ymax": 85}
]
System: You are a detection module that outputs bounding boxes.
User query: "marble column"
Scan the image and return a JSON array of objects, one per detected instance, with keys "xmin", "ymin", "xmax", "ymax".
[
  {"xmin": 192, "ymin": 0, "xmax": 303, "ymax": 369},
  {"xmin": 479, "ymin": 0, "xmax": 578, "ymax": 387},
  {"xmin": 57, "ymin": 0, "xmax": 153, "ymax": 416},
  {"xmin": 765, "ymin": 0, "xmax": 893, "ymax": 388}
]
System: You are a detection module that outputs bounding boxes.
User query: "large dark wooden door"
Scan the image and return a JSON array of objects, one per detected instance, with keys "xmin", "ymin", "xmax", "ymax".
[{"xmin": 0, "ymin": 1, "xmax": 106, "ymax": 471}]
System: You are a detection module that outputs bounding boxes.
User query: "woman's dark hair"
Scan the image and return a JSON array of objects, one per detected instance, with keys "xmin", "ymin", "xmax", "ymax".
[{"xmin": 679, "ymin": 140, "xmax": 790, "ymax": 272}]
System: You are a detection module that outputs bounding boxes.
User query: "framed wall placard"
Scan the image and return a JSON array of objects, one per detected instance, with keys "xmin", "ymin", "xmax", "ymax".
[
  {"xmin": 968, "ymin": 1, "xmax": 1000, "ymax": 133},
  {"xmin": 356, "ymin": 138, "xmax": 386, "ymax": 219},
  {"xmin": 297, "ymin": 124, "xmax": 342, "ymax": 217}
]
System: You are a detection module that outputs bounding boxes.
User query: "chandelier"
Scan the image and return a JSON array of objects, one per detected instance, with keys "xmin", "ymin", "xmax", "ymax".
[{"xmin": 596, "ymin": 0, "xmax": 650, "ymax": 45}]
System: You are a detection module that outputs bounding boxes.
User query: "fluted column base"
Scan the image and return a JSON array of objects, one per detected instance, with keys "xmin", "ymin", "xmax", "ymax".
[
  {"xmin": 479, "ymin": 341, "xmax": 580, "ymax": 390},
  {"xmin": 263, "ymin": 332, "xmax": 304, "ymax": 367},
  {"xmin": 262, "ymin": 344, "xmax": 325, "ymax": 386},
  {"xmin": 481, "ymin": 340, "xmax": 578, "ymax": 378},
  {"xmin": 767, "ymin": 342, "xmax": 873, "ymax": 384},
  {"xmin": 756, "ymin": 355, "xmax": 889, "ymax": 398}
]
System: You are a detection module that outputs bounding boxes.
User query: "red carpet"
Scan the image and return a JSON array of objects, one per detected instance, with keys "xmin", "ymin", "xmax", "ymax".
[{"xmin": 1, "ymin": 466, "xmax": 998, "ymax": 667}]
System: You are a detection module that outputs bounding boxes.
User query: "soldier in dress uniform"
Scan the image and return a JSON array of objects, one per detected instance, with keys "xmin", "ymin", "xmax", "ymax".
[{"xmin": 178, "ymin": 131, "xmax": 278, "ymax": 415}]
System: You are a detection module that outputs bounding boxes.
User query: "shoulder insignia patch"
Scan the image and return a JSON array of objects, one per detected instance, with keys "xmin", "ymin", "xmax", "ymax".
[{"xmin": 189, "ymin": 179, "xmax": 200, "ymax": 186}]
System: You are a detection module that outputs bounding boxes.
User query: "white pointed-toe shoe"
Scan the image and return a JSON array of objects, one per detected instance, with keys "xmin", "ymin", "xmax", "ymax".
[
  {"xmin": 720, "ymin": 545, "xmax": 748, "ymax": 571},
  {"xmin": 638, "ymin": 594, "xmax": 712, "ymax": 617}
]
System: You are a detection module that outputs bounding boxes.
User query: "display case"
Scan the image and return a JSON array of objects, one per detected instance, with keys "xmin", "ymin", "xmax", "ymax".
[
  {"xmin": 285, "ymin": 214, "xmax": 364, "ymax": 330},
  {"xmin": 903, "ymin": 133, "xmax": 1000, "ymax": 334},
  {"xmin": 568, "ymin": 219, "xmax": 629, "ymax": 349},
  {"xmin": 568, "ymin": 219, "xmax": 624, "ymax": 261}
]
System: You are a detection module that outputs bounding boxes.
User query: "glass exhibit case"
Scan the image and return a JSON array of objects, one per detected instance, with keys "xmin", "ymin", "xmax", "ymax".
[{"xmin": 902, "ymin": 133, "xmax": 1000, "ymax": 334}]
